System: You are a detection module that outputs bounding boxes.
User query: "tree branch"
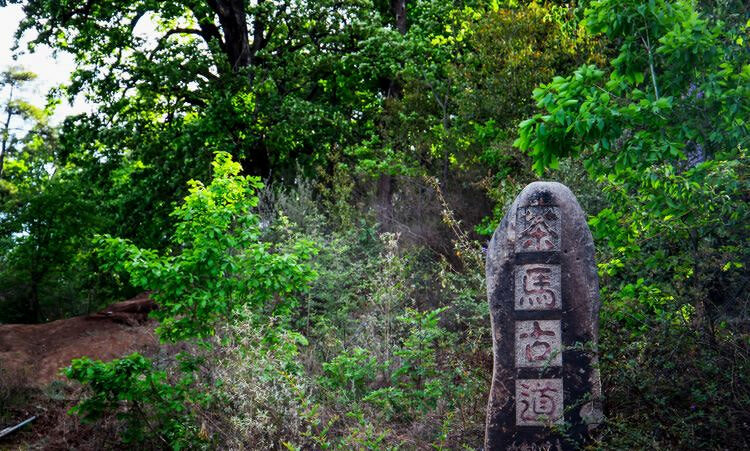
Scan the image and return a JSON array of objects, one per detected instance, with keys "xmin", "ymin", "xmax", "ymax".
[
  {"xmin": 641, "ymin": 20, "xmax": 660, "ymax": 99},
  {"xmin": 163, "ymin": 28, "xmax": 207, "ymax": 40}
]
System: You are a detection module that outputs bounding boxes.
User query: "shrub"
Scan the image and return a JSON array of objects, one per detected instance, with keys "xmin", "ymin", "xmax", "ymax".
[
  {"xmin": 95, "ymin": 152, "xmax": 317, "ymax": 342},
  {"xmin": 66, "ymin": 152, "xmax": 317, "ymax": 448},
  {"xmin": 65, "ymin": 353, "xmax": 210, "ymax": 449},
  {"xmin": 211, "ymin": 319, "xmax": 321, "ymax": 450}
]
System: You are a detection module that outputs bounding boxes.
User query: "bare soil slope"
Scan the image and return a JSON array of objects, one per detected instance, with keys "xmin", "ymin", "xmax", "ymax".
[
  {"xmin": 0, "ymin": 293, "xmax": 158, "ymax": 387},
  {"xmin": 0, "ymin": 294, "xmax": 160, "ymax": 449}
]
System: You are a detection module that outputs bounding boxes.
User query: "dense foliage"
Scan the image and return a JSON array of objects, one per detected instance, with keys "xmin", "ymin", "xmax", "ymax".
[
  {"xmin": 0, "ymin": 0, "xmax": 748, "ymax": 449},
  {"xmin": 515, "ymin": 0, "xmax": 750, "ymax": 447}
]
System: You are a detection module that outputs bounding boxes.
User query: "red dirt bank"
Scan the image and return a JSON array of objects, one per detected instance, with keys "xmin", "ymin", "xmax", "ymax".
[{"xmin": 0, "ymin": 293, "xmax": 158, "ymax": 387}]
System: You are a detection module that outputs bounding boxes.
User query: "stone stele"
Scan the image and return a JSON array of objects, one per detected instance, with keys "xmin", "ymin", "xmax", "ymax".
[{"xmin": 485, "ymin": 182, "xmax": 602, "ymax": 451}]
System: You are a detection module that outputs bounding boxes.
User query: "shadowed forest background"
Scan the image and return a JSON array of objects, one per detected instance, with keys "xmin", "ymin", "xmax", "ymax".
[{"xmin": 0, "ymin": 0, "xmax": 748, "ymax": 449}]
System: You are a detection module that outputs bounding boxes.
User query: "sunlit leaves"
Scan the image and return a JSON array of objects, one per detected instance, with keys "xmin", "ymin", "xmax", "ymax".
[
  {"xmin": 95, "ymin": 152, "xmax": 317, "ymax": 342},
  {"xmin": 517, "ymin": 0, "xmax": 748, "ymax": 177},
  {"xmin": 515, "ymin": 0, "xmax": 750, "ymax": 345}
]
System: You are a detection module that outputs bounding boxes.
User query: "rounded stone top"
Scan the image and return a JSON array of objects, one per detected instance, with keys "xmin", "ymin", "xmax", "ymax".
[{"xmin": 514, "ymin": 181, "xmax": 581, "ymax": 209}]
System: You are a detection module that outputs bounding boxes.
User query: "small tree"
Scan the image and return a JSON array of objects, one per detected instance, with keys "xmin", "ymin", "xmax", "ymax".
[
  {"xmin": 0, "ymin": 66, "xmax": 67, "ymax": 322},
  {"xmin": 66, "ymin": 152, "xmax": 318, "ymax": 447},
  {"xmin": 0, "ymin": 66, "xmax": 43, "ymax": 181},
  {"xmin": 514, "ymin": 0, "xmax": 749, "ymax": 326}
]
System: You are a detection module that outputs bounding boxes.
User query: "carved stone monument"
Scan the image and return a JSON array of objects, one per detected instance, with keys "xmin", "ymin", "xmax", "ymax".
[{"xmin": 485, "ymin": 182, "xmax": 602, "ymax": 451}]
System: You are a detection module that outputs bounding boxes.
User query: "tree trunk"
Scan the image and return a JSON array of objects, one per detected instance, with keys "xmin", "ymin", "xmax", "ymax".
[
  {"xmin": 0, "ymin": 84, "xmax": 14, "ymax": 180},
  {"xmin": 206, "ymin": 0, "xmax": 251, "ymax": 71},
  {"xmin": 204, "ymin": 1, "xmax": 273, "ymax": 177},
  {"xmin": 376, "ymin": 174, "xmax": 395, "ymax": 230},
  {"xmin": 392, "ymin": 0, "xmax": 407, "ymax": 33},
  {"xmin": 29, "ymin": 272, "xmax": 42, "ymax": 323},
  {"xmin": 240, "ymin": 140, "xmax": 271, "ymax": 179},
  {"xmin": 441, "ymin": 94, "xmax": 450, "ymax": 188},
  {"xmin": 376, "ymin": 0, "xmax": 408, "ymax": 232}
]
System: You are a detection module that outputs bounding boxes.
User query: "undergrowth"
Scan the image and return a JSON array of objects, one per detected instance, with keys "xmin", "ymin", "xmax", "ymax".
[{"xmin": 57, "ymin": 153, "xmax": 750, "ymax": 450}]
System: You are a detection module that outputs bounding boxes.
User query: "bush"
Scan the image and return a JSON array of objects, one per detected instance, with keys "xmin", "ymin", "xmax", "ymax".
[
  {"xmin": 65, "ymin": 353, "xmax": 211, "ymax": 449},
  {"xmin": 211, "ymin": 320, "xmax": 321, "ymax": 450},
  {"xmin": 595, "ymin": 304, "xmax": 750, "ymax": 449},
  {"xmin": 66, "ymin": 152, "xmax": 317, "ymax": 448}
]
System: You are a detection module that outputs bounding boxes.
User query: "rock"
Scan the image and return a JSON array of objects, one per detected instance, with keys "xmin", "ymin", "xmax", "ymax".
[{"xmin": 485, "ymin": 182, "xmax": 602, "ymax": 451}]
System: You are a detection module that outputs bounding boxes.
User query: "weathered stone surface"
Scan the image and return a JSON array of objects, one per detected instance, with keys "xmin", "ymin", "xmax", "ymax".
[
  {"xmin": 515, "ymin": 264, "xmax": 561, "ymax": 310},
  {"xmin": 515, "ymin": 320, "xmax": 562, "ymax": 368},
  {"xmin": 515, "ymin": 378, "xmax": 564, "ymax": 426},
  {"xmin": 485, "ymin": 182, "xmax": 602, "ymax": 451}
]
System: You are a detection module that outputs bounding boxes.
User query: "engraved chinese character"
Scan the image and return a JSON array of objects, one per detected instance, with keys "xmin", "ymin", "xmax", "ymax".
[
  {"xmin": 508, "ymin": 441, "xmax": 562, "ymax": 451},
  {"xmin": 516, "ymin": 379, "xmax": 564, "ymax": 426},
  {"xmin": 515, "ymin": 264, "xmax": 561, "ymax": 310},
  {"xmin": 516, "ymin": 206, "xmax": 560, "ymax": 252},
  {"xmin": 515, "ymin": 320, "xmax": 562, "ymax": 367}
]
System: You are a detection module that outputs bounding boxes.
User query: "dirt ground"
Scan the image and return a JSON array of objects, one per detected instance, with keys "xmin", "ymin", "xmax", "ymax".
[
  {"xmin": 0, "ymin": 293, "xmax": 159, "ymax": 449},
  {"xmin": 0, "ymin": 292, "xmax": 158, "ymax": 388}
]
